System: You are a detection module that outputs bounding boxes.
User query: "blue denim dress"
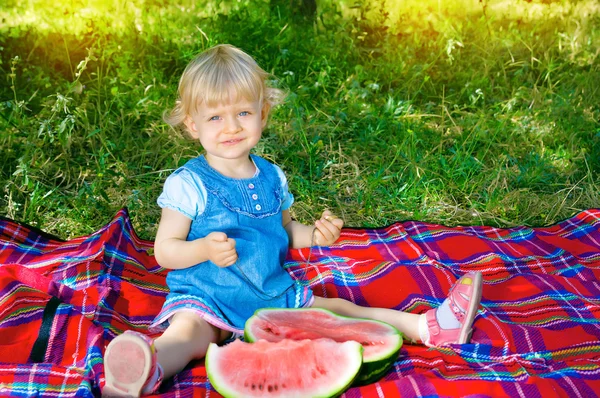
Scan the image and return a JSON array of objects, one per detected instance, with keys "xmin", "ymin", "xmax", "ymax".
[{"xmin": 150, "ymin": 155, "xmax": 313, "ymax": 333}]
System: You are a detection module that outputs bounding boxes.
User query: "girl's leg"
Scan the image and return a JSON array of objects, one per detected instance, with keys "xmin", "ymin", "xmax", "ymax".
[
  {"xmin": 312, "ymin": 271, "xmax": 483, "ymax": 347},
  {"xmin": 154, "ymin": 311, "xmax": 231, "ymax": 379},
  {"xmin": 312, "ymin": 296, "xmax": 421, "ymax": 341},
  {"xmin": 103, "ymin": 312, "xmax": 231, "ymax": 397}
]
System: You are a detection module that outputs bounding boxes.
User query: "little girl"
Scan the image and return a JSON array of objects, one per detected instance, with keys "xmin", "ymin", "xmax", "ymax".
[{"xmin": 102, "ymin": 44, "xmax": 483, "ymax": 397}]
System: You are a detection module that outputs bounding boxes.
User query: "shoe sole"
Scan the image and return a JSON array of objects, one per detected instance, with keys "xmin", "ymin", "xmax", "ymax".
[
  {"xmin": 457, "ymin": 271, "xmax": 483, "ymax": 344},
  {"xmin": 102, "ymin": 332, "xmax": 153, "ymax": 397}
]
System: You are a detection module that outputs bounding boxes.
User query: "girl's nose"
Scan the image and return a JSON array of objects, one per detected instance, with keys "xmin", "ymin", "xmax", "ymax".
[{"xmin": 223, "ymin": 117, "xmax": 241, "ymax": 134}]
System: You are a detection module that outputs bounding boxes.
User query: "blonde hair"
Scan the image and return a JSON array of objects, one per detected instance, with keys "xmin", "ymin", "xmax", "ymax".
[{"xmin": 164, "ymin": 44, "xmax": 285, "ymax": 128}]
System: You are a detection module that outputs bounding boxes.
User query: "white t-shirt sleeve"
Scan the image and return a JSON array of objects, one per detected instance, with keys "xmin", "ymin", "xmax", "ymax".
[
  {"xmin": 157, "ymin": 169, "xmax": 208, "ymax": 219},
  {"xmin": 273, "ymin": 164, "xmax": 295, "ymax": 211}
]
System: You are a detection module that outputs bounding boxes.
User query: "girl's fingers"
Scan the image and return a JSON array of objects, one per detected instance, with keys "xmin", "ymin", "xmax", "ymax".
[
  {"xmin": 214, "ymin": 245, "xmax": 238, "ymax": 265},
  {"xmin": 322, "ymin": 211, "xmax": 344, "ymax": 229},
  {"xmin": 314, "ymin": 211, "xmax": 344, "ymax": 245},
  {"xmin": 215, "ymin": 240, "xmax": 236, "ymax": 252},
  {"xmin": 218, "ymin": 252, "xmax": 238, "ymax": 267},
  {"xmin": 318, "ymin": 218, "xmax": 340, "ymax": 235},
  {"xmin": 224, "ymin": 256, "xmax": 237, "ymax": 267},
  {"xmin": 315, "ymin": 221, "xmax": 333, "ymax": 238},
  {"xmin": 314, "ymin": 221, "xmax": 335, "ymax": 245},
  {"xmin": 327, "ymin": 217, "xmax": 344, "ymax": 230},
  {"xmin": 313, "ymin": 230, "xmax": 325, "ymax": 246}
]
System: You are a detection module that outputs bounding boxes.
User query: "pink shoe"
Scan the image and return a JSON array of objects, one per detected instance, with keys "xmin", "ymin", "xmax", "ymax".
[
  {"xmin": 102, "ymin": 331, "xmax": 163, "ymax": 397},
  {"xmin": 425, "ymin": 271, "xmax": 483, "ymax": 346}
]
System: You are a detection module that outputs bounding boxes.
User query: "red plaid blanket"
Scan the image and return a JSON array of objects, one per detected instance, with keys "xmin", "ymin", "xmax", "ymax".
[{"xmin": 1, "ymin": 208, "xmax": 599, "ymax": 397}]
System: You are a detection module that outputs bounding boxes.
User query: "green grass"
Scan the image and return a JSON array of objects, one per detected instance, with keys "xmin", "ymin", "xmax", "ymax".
[{"xmin": 1, "ymin": 0, "xmax": 599, "ymax": 240}]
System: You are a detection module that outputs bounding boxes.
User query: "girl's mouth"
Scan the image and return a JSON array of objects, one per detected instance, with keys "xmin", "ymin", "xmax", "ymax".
[{"xmin": 222, "ymin": 138, "xmax": 243, "ymax": 146}]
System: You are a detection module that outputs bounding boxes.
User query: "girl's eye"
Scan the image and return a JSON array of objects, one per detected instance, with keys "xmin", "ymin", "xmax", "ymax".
[
  {"xmin": 239, "ymin": 111, "xmax": 249, "ymax": 117},
  {"xmin": 209, "ymin": 116, "xmax": 220, "ymax": 121}
]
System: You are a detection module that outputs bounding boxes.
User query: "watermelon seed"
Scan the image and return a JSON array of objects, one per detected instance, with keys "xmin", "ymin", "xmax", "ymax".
[
  {"xmin": 251, "ymin": 384, "xmax": 256, "ymax": 390},
  {"xmin": 264, "ymin": 326, "xmax": 279, "ymax": 335},
  {"xmin": 263, "ymin": 326, "xmax": 280, "ymax": 336},
  {"xmin": 267, "ymin": 385, "xmax": 273, "ymax": 392},
  {"xmin": 259, "ymin": 384, "xmax": 264, "ymax": 391}
]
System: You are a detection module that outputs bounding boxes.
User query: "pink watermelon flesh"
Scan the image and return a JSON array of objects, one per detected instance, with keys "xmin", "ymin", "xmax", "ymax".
[
  {"xmin": 245, "ymin": 308, "xmax": 401, "ymax": 363},
  {"xmin": 206, "ymin": 338, "xmax": 362, "ymax": 398}
]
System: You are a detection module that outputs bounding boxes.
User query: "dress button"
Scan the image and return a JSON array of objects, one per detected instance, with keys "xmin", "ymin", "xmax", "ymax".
[
  {"xmin": 252, "ymin": 194, "xmax": 258, "ymax": 200},
  {"xmin": 248, "ymin": 183, "xmax": 255, "ymax": 189},
  {"xmin": 255, "ymin": 204, "xmax": 262, "ymax": 211}
]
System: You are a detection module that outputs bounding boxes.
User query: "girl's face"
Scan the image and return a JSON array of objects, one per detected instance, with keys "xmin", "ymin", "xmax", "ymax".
[{"xmin": 184, "ymin": 98, "xmax": 269, "ymax": 168}]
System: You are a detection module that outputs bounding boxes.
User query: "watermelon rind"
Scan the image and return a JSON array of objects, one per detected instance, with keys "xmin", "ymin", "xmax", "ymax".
[
  {"xmin": 244, "ymin": 308, "xmax": 402, "ymax": 386},
  {"xmin": 206, "ymin": 339, "xmax": 363, "ymax": 398}
]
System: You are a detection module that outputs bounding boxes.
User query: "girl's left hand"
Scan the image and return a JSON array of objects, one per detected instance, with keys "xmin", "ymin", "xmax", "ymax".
[{"xmin": 313, "ymin": 210, "xmax": 344, "ymax": 246}]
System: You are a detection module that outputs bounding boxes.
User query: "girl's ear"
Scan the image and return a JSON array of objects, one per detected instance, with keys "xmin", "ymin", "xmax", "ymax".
[
  {"xmin": 261, "ymin": 101, "xmax": 271, "ymax": 128},
  {"xmin": 184, "ymin": 116, "xmax": 199, "ymax": 138}
]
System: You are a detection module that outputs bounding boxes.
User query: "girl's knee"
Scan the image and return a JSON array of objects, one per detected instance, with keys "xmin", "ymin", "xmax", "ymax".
[
  {"xmin": 328, "ymin": 297, "xmax": 346, "ymax": 311},
  {"xmin": 313, "ymin": 296, "xmax": 353, "ymax": 314},
  {"xmin": 167, "ymin": 312, "xmax": 222, "ymax": 342},
  {"xmin": 156, "ymin": 312, "xmax": 227, "ymax": 363}
]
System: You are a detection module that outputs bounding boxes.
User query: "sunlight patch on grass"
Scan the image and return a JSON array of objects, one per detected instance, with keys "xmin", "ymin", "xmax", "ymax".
[{"xmin": 1, "ymin": 0, "xmax": 598, "ymax": 237}]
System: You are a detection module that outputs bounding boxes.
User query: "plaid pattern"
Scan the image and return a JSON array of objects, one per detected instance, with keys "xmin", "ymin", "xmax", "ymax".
[{"xmin": 0, "ymin": 208, "xmax": 599, "ymax": 397}]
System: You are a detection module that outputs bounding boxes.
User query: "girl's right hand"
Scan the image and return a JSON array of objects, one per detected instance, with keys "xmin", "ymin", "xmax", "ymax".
[{"xmin": 205, "ymin": 232, "xmax": 237, "ymax": 267}]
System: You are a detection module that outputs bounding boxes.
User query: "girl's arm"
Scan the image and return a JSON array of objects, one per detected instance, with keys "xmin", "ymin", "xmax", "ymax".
[
  {"xmin": 154, "ymin": 208, "xmax": 237, "ymax": 269},
  {"xmin": 282, "ymin": 209, "xmax": 344, "ymax": 249}
]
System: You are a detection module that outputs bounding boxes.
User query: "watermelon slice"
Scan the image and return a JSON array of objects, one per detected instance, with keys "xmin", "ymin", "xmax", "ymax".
[
  {"xmin": 206, "ymin": 338, "xmax": 362, "ymax": 397},
  {"xmin": 245, "ymin": 308, "xmax": 402, "ymax": 386}
]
